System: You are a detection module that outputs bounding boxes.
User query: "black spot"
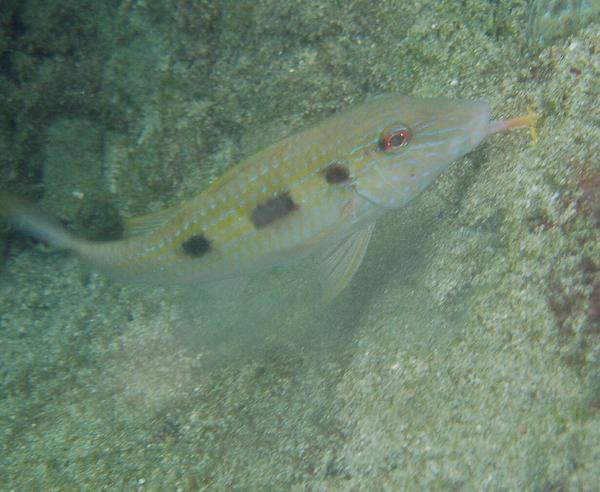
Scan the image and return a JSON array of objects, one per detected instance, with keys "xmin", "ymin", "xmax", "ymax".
[
  {"xmin": 251, "ymin": 192, "xmax": 298, "ymax": 229},
  {"xmin": 181, "ymin": 234, "xmax": 212, "ymax": 257},
  {"xmin": 324, "ymin": 163, "xmax": 350, "ymax": 184}
]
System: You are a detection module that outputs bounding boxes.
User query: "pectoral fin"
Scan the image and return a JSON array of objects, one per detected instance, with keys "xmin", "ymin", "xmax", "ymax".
[{"xmin": 319, "ymin": 223, "xmax": 375, "ymax": 303}]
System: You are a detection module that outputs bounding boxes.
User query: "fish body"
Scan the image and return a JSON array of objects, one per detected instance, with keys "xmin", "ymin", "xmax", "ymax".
[{"xmin": 1, "ymin": 95, "xmax": 534, "ymax": 300}]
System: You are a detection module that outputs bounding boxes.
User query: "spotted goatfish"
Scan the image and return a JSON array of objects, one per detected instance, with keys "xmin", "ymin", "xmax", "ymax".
[{"xmin": 0, "ymin": 95, "xmax": 535, "ymax": 302}]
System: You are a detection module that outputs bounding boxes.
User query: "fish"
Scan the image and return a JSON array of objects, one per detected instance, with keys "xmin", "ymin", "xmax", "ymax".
[{"xmin": 0, "ymin": 95, "xmax": 536, "ymax": 302}]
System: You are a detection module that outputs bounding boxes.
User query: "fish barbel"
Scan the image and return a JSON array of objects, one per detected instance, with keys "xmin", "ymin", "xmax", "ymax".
[{"xmin": 1, "ymin": 95, "xmax": 535, "ymax": 301}]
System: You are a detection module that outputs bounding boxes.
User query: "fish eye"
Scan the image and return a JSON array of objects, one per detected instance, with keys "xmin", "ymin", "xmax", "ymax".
[{"xmin": 378, "ymin": 125, "xmax": 412, "ymax": 152}]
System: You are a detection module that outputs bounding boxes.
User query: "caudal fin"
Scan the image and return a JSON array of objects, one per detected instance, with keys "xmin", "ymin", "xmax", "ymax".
[{"xmin": 0, "ymin": 191, "xmax": 77, "ymax": 251}]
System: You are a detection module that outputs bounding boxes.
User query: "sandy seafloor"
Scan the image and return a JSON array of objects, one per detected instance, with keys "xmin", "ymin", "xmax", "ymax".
[{"xmin": 1, "ymin": 1, "xmax": 600, "ymax": 490}]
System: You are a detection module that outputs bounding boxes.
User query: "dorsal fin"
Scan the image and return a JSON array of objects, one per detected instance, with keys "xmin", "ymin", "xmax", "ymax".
[
  {"xmin": 123, "ymin": 206, "xmax": 179, "ymax": 238},
  {"xmin": 319, "ymin": 223, "xmax": 375, "ymax": 303}
]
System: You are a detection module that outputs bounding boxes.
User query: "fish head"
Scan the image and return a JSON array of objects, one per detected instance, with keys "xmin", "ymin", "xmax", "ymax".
[{"xmin": 347, "ymin": 95, "xmax": 491, "ymax": 209}]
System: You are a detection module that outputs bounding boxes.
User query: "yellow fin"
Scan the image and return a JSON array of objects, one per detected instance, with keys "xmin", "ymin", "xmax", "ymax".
[
  {"xmin": 123, "ymin": 206, "xmax": 178, "ymax": 238},
  {"xmin": 319, "ymin": 223, "xmax": 375, "ymax": 304}
]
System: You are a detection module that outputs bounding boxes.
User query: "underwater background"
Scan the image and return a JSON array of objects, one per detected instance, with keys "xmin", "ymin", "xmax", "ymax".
[{"xmin": 1, "ymin": 0, "xmax": 599, "ymax": 489}]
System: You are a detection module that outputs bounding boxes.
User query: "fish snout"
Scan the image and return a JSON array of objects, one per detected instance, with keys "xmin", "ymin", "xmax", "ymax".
[{"xmin": 432, "ymin": 100, "xmax": 491, "ymax": 161}]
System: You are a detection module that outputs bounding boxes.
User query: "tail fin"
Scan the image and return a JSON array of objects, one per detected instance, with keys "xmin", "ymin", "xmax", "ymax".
[{"xmin": 0, "ymin": 191, "xmax": 77, "ymax": 251}]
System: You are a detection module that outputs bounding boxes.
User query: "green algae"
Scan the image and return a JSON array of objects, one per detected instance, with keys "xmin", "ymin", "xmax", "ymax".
[{"xmin": 1, "ymin": 0, "xmax": 600, "ymax": 490}]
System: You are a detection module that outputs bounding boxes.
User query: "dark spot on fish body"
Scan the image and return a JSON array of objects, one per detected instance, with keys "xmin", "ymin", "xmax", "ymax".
[
  {"xmin": 181, "ymin": 234, "xmax": 212, "ymax": 257},
  {"xmin": 324, "ymin": 163, "xmax": 350, "ymax": 184},
  {"xmin": 251, "ymin": 192, "xmax": 297, "ymax": 228}
]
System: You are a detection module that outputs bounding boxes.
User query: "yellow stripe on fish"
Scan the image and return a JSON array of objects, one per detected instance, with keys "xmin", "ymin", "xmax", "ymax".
[{"xmin": 0, "ymin": 95, "xmax": 536, "ymax": 301}]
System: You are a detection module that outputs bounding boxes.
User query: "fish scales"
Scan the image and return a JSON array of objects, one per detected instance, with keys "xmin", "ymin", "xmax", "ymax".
[
  {"xmin": 113, "ymin": 106, "xmax": 367, "ymax": 274},
  {"xmin": 0, "ymin": 95, "xmax": 535, "ymax": 300},
  {"xmin": 83, "ymin": 99, "xmax": 397, "ymax": 278}
]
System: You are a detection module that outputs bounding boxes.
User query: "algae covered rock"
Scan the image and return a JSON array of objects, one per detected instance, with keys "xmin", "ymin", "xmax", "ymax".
[{"xmin": 528, "ymin": 0, "xmax": 600, "ymax": 47}]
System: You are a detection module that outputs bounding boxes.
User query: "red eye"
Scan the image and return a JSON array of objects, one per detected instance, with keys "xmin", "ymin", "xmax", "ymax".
[{"xmin": 378, "ymin": 126, "xmax": 411, "ymax": 152}]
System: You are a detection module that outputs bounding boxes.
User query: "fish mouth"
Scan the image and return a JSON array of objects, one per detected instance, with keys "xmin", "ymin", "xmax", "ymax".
[
  {"xmin": 465, "ymin": 100, "xmax": 492, "ymax": 147},
  {"xmin": 405, "ymin": 99, "xmax": 491, "ymax": 165},
  {"xmin": 425, "ymin": 99, "xmax": 492, "ymax": 163}
]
